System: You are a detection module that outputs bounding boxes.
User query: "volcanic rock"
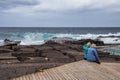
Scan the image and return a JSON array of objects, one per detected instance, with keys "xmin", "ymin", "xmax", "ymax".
[
  {"xmin": 0, "ymin": 38, "xmax": 119, "ymax": 80},
  {"xmin": 65, "ymin": 39, "xmax": 104, "ymax": 46}
]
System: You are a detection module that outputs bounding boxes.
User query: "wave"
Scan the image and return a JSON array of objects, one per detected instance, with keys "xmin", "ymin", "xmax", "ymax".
[{"xmin": 0, "ymin": 32, "xmax": 120, "ymax": 45}]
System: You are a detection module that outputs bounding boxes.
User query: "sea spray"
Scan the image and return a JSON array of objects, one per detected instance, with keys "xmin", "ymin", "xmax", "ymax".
[{"xmin": 0, "ymin": 32, "xmax": 120, "ymax": 45}]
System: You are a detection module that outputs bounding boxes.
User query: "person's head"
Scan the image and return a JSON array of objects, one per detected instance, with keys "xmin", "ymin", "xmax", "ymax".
[
  {"xmin": 91, "ymin": 43, "xmax": 96, "ymax": 48},
  {"xmin": 81, "ymin": 42, "xmax": 86, "ymax": 45},
  {"xmin": 86, "ymin": 42, "xmax": 91, "ymax": 48}
]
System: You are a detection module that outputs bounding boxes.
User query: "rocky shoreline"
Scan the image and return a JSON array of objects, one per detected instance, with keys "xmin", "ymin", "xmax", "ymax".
[{"xmin": 0, "ymin": 38, "xmax": 120, "ymax": 80}]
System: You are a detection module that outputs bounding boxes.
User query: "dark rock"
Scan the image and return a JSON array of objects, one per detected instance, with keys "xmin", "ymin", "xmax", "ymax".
[
  {"xmin": 98, "ymin": 50, "xmax": 120, "ymax": 62},
  {"xmin": 45, "ymin": 37, "xmax": 76, "ymax": 44},
  {"xmin": 98, "ymin": 51, "xmax": 110, "ymax": 57},
  {"xmin": 97, "ymin": 35, "xmax": 120, "ymax": 38},
  {"xmin": 17, "ymin": 57, "xmax": 30, "ymax": 62},
  {"xmin": 60, "ymin": 49, "xmax": 83, "ymax": 61},
  {"xmin": 0, "ymin": 38, "xmax": 120, "ymax": 80},
  {"xmin": 4, "ymin": 39, "xmax": 21, "ymax": 46},
  {"xmin": 65, "ymin": 39, "xmax": 104, "ymax": 46},
  {"xmin": 12, "ymin": 46, "xmax": 20, "ymax": 51},
  {"xmin": 0, "ymin": 48, "xmax": 13, "ymax": 53},
  {"xmin": 44, "ymin": 40, "xmax": 59, "ymax": 45},
  {"xmin": 115, "ymin": 56, "xmax": 120, "ymax": 61},
  {"xmin": 12, "ymin": 52, "xmax": 37, "ymax": 57}
]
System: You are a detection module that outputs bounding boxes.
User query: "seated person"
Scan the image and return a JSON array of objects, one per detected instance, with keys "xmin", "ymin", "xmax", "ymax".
[
  {"xmin": 87, "ymin": 43, "xmax": 101, "ymax": 64},
  {"xmin": 82, "ymin": 42, "xmax": 91, "ymax": 60}
]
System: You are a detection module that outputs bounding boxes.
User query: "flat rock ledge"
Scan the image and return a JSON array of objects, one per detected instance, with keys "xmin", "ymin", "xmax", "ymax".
[{"xmin": 0, "ymin": 39, "xmax": 119, "ymax": 80}]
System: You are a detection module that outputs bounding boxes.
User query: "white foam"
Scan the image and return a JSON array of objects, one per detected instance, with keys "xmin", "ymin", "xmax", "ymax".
[
  {"xmin": 20, "ymin": 33, "xmax": 46, "ymax": 45},
  {"xmin": 1, "ymin": 32, "xmax": 119, "ymax": 45},
  {"xmin": 20, "ymin": 32, "xmax": 120, "ymax": 45},
  {"xmin": 100, "ymin": 38, "xmax": 120, "ymax": 44},
  {"xmin": 20, "ymin": 40, "xmax": 44, "ymax": 45}
]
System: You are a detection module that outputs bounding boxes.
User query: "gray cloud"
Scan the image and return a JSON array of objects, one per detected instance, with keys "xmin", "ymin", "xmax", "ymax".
[
  {"xmin": 0, "ymin": 0, "xmax": 120, "ymax": 27},
  {"xmin": 0, "ymin": 0, "xmax": 120, "ymax": 14},
  {"xmin": 0, "ymin": 0, "xmax": 38, "ymax": 10}
]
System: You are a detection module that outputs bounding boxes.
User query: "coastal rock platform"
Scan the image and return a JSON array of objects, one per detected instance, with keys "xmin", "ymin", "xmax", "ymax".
[{"xmin": 0, "ymin": 39, "xmax": 119, "ymax": 80}]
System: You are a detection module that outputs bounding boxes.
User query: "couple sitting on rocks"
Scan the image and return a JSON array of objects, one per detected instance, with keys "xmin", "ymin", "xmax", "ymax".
[{"xmin": 82, "ymin": 42, "xmax": 101, "ymax": 64}]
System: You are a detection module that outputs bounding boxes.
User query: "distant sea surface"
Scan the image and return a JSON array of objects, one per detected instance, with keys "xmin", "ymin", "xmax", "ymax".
[
  {"xmin": 0, "ymin": 27, "xmax": 120, "ymax": 34},
  {"xmin": 0, "ymin": 27, "xmax": 120, "ymax": 45}
]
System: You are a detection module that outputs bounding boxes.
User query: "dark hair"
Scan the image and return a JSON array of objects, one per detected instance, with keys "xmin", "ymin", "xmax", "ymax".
[{"xmin": 81, "ymin": 42, "xmax": 86, "ymax": 45}]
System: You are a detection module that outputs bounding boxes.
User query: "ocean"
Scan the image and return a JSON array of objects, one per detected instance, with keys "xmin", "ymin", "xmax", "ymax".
[{"xmin": 0, "ymin": 27, "xmax": 120, "ymax": 45}]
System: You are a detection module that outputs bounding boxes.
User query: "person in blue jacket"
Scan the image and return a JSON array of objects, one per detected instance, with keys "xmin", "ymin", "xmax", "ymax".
[
  {"xmin": 87, "ymin": 43, "xmax": 101, "ymax": 64},
  {"xmin": 82, "ymin": 42, "xmax": 91, "ymax": 60}
]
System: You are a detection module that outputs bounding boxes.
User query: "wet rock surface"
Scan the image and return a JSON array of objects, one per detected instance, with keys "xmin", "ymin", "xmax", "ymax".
[
  {"xmin": 0, "ymin": 39, "xmax": 119, "ymax": 80},
  {"xmin": 65, "ymin": 39, "xmax": 104, "ymax": 46}
]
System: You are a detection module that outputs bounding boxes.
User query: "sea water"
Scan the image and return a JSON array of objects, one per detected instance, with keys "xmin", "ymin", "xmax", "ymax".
[
  {"xmin": 0, "ymin": 27, "xmax": 120, "ymax": 55},
  {"xmin": 0, "ymin": 27, "xmax": 120, "ymax": 45}
]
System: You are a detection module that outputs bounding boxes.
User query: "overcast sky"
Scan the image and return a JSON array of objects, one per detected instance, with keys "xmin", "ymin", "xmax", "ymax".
[{"xmin": 0, "ymin": 0, "xmax": 120, "ymax": 27}]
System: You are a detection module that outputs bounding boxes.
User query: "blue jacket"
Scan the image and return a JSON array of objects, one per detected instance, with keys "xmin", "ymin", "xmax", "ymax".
[
  {"xmin": 87, "ymin": 47, "xmax": 99, "ymax": 62},
  {"xmin": 82, "ymin": 44, "xmax": 88, "ymax": 59}
]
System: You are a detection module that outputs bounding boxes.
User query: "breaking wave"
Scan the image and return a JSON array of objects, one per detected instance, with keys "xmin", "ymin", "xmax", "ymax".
[{"xmin": 0, "ymin": 32, "xmax": 120, "ymax": 45}]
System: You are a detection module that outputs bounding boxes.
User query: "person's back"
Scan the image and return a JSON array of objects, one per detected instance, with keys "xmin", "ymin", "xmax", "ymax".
[
  {"xmin": 87, "ymin": 44, "xmax": 100, "ymax": 64},
  {"xmin": 87, "ymin": 47, "xmax": 97, "ymax": 61},
  {"xmin": 82, "ymin": 42, "xmax": 91, "ymax": 60},
  {"xmin": 82, "ymin": 44, "xmax": 88, "ymax": 60}
]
